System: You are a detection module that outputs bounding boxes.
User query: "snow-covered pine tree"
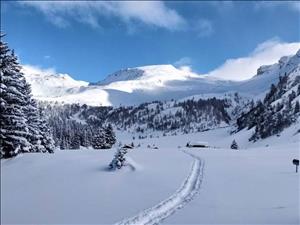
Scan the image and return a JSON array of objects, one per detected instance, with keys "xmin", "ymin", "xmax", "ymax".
[
  {"xmin": 82, "ymin": 129, "xmax": 92, "ymax": 148},
  {"xmin": 0, "ymin": 35, "xmax": 54, "ymax": 158},
  {"xmin": 295, "ymin": 101, "xmax": 300, "ymax": 114},
  {"xmin": 230, "ymin": 140, "xmax": 239, "ymax": 150},
  {"xmin": 92, "ymin": 128, "xmax": 105, "ymax": 149},
  {"xmin": 23, "ymin": 82, "xmax": 45, "ymax": 152},
  {"xmin": 104, "ymin": 124, "xmax": 116, "ymax": 148},
  {"xmin": 60, "ymin": 137, "xmax": 68, "ymax": 150},
  {"xmin": 38, "ymin": 108, "xmax": 55, "ymax": 153},
  {"xmin": 26, "ymin": 98, "xmax": 45, "ymax": 152},
  {"xmin": 109, "ymin": 148, "xmax": 127, "ymax": 170},
  {"xmin": 70, "ymin": 133, "xmax": 81, "ymax": 149},
  {"xmin": 0, "ymin": 35, "xmax": 31, "ymax": 158}
]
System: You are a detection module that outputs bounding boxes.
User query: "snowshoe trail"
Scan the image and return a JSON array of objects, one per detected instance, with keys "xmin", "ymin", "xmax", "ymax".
[{"xmin": 115, "ymin": 152, "xmax": 205, "ymax": 225}]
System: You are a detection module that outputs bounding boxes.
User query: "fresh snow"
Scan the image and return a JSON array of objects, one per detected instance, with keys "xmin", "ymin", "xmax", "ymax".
[
  {"xmin": 22, "ymin": 65, "xmax": 88, "ymax": 98},
  {"xmin": 96, "ymin": 65, "xmax": 198, "ymax": 86},
  {"xmin": 116, "ymin": 152, "xmax": 204, "ymax": 225},
  {"xmin": 165, "ymin": 144, "xmax": 299, "ymax": 225},
  {"xmin": 1, "ymin": 126, "xmax": 299, "ymax": 224}
]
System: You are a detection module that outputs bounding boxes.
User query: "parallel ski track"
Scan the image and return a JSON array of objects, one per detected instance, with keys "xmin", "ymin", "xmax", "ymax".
[{"xmin": 115, "ymin": 151, "xmax": 205, "ymax": 225}]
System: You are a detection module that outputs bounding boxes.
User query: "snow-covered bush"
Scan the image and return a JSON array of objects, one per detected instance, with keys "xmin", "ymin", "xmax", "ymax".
[{"xmin": 109, "ymin": 148, "xmax": 128, "ymax": 170}]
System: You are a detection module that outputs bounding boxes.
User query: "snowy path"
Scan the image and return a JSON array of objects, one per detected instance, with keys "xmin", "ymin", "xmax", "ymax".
[{"xmin": 115, "ymin": 151, "xmax": 205, "ymax": 225}]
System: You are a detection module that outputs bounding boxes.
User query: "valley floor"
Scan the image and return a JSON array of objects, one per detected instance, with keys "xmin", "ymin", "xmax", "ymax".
[{"xmin": 1, "ymin": 127, "xmax": 299, "ymax": 225}]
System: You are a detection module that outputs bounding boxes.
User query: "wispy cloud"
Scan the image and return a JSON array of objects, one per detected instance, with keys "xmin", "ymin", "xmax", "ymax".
[
  {"xmin": 254, "ymin": 1, "xmax": 300, "ymax": 12},
  {"xmin": 44, "ymin": 55, "xmax": 51, "ymax": 60},
  {"xmin": 22, "ymin": 64, "xmax": 57, "ymax": 76},
  {"xmin": 194, "ymin": 19, "xmax": 214, "ymax": 38},
  {"xmin": 174, "ymin": 57, "xmax": 192, "ymax": 67},
  {"xmin": 19, "ymin": 1, "xmax": 186, "ymax": 30},
  {"xmin": 206, "ymin": 38, "xmax": 300, "ymax": 81},
  {"xmin": 173, "ymin": 56, "xmax": 199, "ymax": 76},
  {"xmin": 207, "ymin": 1, "xmax": 234, "ymax": 12}
]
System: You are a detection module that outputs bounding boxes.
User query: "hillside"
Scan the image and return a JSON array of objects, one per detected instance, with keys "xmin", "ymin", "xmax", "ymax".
[
  {"xmin": 42, "ymin": 92, "xmax": 252, "ymax": 149},
  {"xmin": 237, "ymin": 66, "xmax": 300, "ymax": 141}
]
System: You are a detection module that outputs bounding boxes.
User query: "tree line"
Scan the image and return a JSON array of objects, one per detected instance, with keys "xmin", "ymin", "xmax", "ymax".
[{"xmin": 42, "ymin": 103, "xmax": 116, "ymax": 150}]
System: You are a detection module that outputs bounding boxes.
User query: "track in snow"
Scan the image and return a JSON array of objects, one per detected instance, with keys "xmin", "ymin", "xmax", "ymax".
[{"xmin": 115, "ymin": 151, "xmax": 205, "ymax": 225}]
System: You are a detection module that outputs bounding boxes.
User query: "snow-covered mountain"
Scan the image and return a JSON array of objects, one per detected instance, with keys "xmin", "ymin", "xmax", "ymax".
[
  {"xmin": 23, "ymin": 50, "xmax": 300, "ymax": 106},
  {"xmin": 93, "ymin": 65, "xmax": 198, "ymax": 86},
  {"xmin": 236, "ymin": 62, "xmax": 300, "ymax": 141},
  {"xmin": 22, "ymin": 65, "xmax": 88, "ymax": 98}
]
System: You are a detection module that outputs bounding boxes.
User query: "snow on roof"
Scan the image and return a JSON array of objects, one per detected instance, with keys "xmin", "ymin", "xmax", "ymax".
[{"xmin": 188, "ymin": 141, "xmax": 208, "ymax": 146}]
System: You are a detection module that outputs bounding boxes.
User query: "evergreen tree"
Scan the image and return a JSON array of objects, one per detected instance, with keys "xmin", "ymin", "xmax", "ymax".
[
  {"xmin": 0, "ymin": 35, "xmax": 31, "ymax": 158},
  {"xmin": 92, "ymin": 129, "xmax": 105, "ymax": 149},
  {"xmin": 230, "ymin": 140, "xmax": 239, "ymax": 150},
  {"xmin": 82, "ymin": 129, "xmax": 92, "ymax": 148},
  {"xmin": 70, "ymin": 134, "xmax": 81, "ymax": 149},
  {"xmin": 295, "ymin": 101, "xmax": 300, "ymax": 114},
  {"xmin": 104, "ymin": 124, "xmax": 116, "ymax": 148},
  {"xmin": 0, "ymin": 35, "xmax": 54, "ymax": 157},
  {"xmin": 22, "ymin": 82, "xmax": 52, "ymax": 153},
  {"xmin": 109, "ymin": 148, "xmax": 127, "ymax": 170},
  {"xmin": 60, "ymin": 137, "xmax": 68, "ymax": 150},
  {"xmin": 26, "ymin": 98, "xmax": 44, "ymax": 152},
  {"xmin": 37, "ymin": 108, "xmax": 55, "ymax": 153}
]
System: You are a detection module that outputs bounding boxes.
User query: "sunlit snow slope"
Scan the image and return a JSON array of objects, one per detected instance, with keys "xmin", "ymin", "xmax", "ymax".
[{"xmin": 23, "ymin": 50, "xmax": 300, "ymax": 106}]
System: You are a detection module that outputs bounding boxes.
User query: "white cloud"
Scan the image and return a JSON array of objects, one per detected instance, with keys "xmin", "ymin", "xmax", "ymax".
[
  {"xmin": 195, "ymin": 19, "xmax": 214, "ymax": 37},
  {"xmin": 21, "ymin": 64, "xmax": 56, "ymax": 76},
  {"xmin": 173, "ymin": 57, "xmax": 200, "ymax": 77},
  {"xmin": 19, "ymin": 1, "xmax": 185, "ymax": 30},
  {"xmin": 178, "ymin": 65, "xmax": 197, "ymax": 75},
  {"xmin": 207, "ymin": 1, "xmax": 234, "ymax": 12},
  {"xmin": 254, "ymin": 2, "xmax": 300, "ymax": 12},
  {"xmin": 174, "ymin": 57, "xmax": 192, "ymax": 67},
  {"xmin": 206, "ymin": 38, "xmax": 300, "ymax": 81}
]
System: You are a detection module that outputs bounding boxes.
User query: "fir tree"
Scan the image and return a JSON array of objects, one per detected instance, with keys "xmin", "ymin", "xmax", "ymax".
[
  {"xmin": 37, "ymin": 108, "xmax": 55, "ymax": 153},
  {"xmin": 92, "ymin": 129, "xmax": 105, "ymax": 149},
  {"xmin": 104, "ymin": 124, "xmax": 116, "ymax": 148},
  {"xmin": 295, "ymin": 101, "xmax": 300, "ymax": 114},
  {"xmin": 26, "ymin": 98, "xmax": 44, "ymax": 152},
  {"xmin": 109, "ymin": 148, "xmax": 127, "ymax": 170},
  {"xmin": 1, "ymin": 35, "xmax": 54, "ymax": 157},
  {"xmin": 0, "ymin": 35, "xmax": 31, "ymax": 158},
  {"xmin": 70, "ymin": 134, "xmax": 81, "ymax": 149},
  {"xmin": 230, "ymin": 140, "xmax": 239, "ymax": 150}
]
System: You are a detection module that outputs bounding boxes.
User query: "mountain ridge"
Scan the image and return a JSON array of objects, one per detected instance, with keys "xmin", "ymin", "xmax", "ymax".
[{"xmin": 22, "ymin": 50, "xmax": 300, "ymax": 106}]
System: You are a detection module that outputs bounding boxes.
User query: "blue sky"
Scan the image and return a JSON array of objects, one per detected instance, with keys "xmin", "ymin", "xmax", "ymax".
[{"xmin": 1, "ymin": 1, "xmax": 300, "ymax": 82}]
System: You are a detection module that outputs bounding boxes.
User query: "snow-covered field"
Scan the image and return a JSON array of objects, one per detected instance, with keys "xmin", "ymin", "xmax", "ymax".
[{"xmin": 1, "ymin": 127, "xmax": 299, "ymax": 225}]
